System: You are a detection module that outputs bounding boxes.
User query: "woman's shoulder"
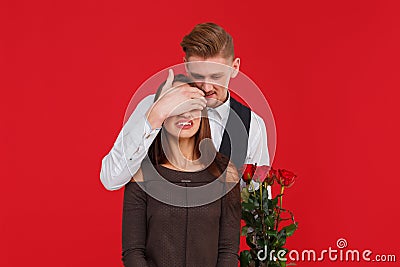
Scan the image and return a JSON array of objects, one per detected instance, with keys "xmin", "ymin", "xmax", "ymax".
[
  {"xmin": 225, "ymin": 161, "xmax": 240, "ymax": 183},
  {"xmin": 214, "ymin": 152, "xmax": 240, "ymax": 183},
  {"xmin": 130, "ymin": 168, "xmax": 144, "ymax": 182}
]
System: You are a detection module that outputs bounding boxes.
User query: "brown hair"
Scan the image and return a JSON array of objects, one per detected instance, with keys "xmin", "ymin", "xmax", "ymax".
[
  {"xmin": 148, "ymin": 74, "xmax": 229, "ymax": 178},
  {"xmin": 180, "ymin": 22, "xmax": 234, "ymax": 60}
]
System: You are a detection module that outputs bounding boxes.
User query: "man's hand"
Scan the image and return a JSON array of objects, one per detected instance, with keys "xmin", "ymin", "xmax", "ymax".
[{"xmin": 146, "ymin": 69, "xmax": 206, "ymax": 129}]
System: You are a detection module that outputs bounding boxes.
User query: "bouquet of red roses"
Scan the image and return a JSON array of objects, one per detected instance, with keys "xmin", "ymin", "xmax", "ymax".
[{"xmin": 239, "ymin": 164, "xmax": 298, "ymax": 267}]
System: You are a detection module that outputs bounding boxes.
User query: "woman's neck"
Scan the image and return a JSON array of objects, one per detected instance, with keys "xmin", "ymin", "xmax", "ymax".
[{"xmin": 162, "ymin": 135, "xmax": 202, "ymax": 171}]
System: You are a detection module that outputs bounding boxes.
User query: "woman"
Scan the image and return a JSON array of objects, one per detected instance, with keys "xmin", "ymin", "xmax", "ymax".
[{"xmin": 122, "ymin": 74, "xmax": 241, "ymax": 267}]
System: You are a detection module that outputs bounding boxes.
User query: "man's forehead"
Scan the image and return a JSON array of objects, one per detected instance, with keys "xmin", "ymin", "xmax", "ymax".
[{"xmin": 185, "ymin": 61, "xmax": 232, "ymax": 76}]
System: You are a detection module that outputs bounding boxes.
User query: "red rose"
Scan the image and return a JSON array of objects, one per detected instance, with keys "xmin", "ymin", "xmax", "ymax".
[
  {"xmin": 241, "ymin": 164, "xmax": 257, "ymax": 183},
  {"xmin": 277, "ymin": 169, "xmax": 296, "ymax": 188},
  {"xmin": 264, "ymin": 167, "xmax": 277, "ymax": 185}
]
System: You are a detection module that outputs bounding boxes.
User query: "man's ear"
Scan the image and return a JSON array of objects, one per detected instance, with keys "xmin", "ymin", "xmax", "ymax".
[
  {"xmin": 230, "ymin": 57, "xmax": 240, "ymax": 78},
  {"xmin": 183, "ymin": 57, "xmax": 190, "ymax": 74}
]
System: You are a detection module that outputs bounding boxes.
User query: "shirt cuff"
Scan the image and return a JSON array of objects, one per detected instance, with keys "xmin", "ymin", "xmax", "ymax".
[{"xmin": 144, "ymin": 116, "xmax": 161, "ymax": 133}]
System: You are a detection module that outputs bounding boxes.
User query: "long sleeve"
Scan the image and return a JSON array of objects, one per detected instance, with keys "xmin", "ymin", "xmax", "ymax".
[
  {"xmin": 122, "ymin": 182, "xmax": 149, "ymax": 267},
  {"xmin": 217, "ymin": 181, "xmax": 241, "ymax": 267},
  {"xmin": 100, "ymin": 94, "xmax": 160, "ymax": 190},
  {"xmin": 242, "ymin": 111, "xmax": 272, "ymax": 198}
]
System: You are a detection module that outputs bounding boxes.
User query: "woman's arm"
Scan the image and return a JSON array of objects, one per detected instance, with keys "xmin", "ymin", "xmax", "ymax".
[
  {"xmin": 217, "ymin": 164, "xmax": 242, "ymax": 267},
  {"xmin": 122, "ymin": 181, "xmax": 150, "ymax": 267}
]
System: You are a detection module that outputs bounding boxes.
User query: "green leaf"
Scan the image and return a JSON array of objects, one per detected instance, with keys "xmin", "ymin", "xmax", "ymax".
[
  {"xmin": 241, "ymin": 226, "xmax": 249, "ymax": 236},
  {"xmin": 239, "ymin": 250, "xmax": 252, "ymax": 267},
  {"xmin": 268, "ymin": 197, "xmax": 279, "ymax": 208},
  {"xmin": 277, "ymin": 236, "xmax": 287, "ymax": 248},
  {"xmin": 264, "ymin": 214, "xmax": 275, "ymax": 228},
  {"xmin": 257, "ymin": 237, "xmax": 266, "ymax": 247},
  {"xmin": 241, "ymin": 188, "xmax": 250, "ymax": 203},
  {"xmin": 246, "ymin": 235, "xmax": 256, "ymax": 249},
  {"xmin": 282, "ymin": 223, "xmax": 297, "ymax": 237},
  {"xmin": 274, "ymin": 230, "xmax": 287, "ymax": 248},
  {"xmin": 255, "ymin": 218, "xmax": 262, "ymax": 227},
  {"xmin": 266, "ymin": 230, "xmax": 278, "ymax": 237},
  {"xmin": 253, "ymin": 198, "xmax": 260, "ymax": 208},
  {"xmin": 242, "ymin": 210, "xmax": 256, "ymax": 225},
  {"xmin": 242, "ymin": 202, "xmax": 255, "ymax": 211}
]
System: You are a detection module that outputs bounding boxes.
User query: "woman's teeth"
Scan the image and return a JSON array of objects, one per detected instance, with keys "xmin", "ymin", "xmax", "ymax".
[{"xmin": 177, "ymin": 121, "xmax": 192, "ymax": 126}]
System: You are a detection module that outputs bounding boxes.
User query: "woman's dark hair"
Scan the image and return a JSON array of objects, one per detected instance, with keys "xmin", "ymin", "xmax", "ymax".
[{"xmin": 147, "ymin": 74, "xmax": 229, "ymax": 178}]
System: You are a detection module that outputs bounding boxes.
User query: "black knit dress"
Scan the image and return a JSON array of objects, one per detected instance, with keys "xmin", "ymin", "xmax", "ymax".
[{"xmin": 122, "ymin": 163, "xmax": 241, "ymax": 267}]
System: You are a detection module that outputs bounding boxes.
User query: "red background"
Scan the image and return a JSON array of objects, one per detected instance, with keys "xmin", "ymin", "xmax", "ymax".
[{"xmin": 1, "ymin": 0, "xmax": 400, "ymax": 266}]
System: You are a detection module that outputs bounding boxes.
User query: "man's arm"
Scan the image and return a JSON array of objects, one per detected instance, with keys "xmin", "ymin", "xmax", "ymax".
[
  {"xmin": 100, "ymin": 69, "xmax": 206, "ymax": 191},
  {"xmin": 100, "ymin": 95, "xmax": 159, "ymax": 190},
  {"xmin": 246, "ymin": 111, "xmax": 270, "ymax": 166},
  {"xmin": 241, "ymin": 111, "xmax": 271, "ymax": 196}
]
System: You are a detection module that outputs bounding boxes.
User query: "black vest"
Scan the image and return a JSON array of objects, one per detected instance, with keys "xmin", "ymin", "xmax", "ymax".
[{"xmin": 218, "ymin": 97, "xmax": 251, "ymax": 168}]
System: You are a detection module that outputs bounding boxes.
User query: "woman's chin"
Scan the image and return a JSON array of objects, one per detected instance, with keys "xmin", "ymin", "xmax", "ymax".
[{"xmin": 177, "ymin": 133, "xmax": 196, "ymax": 139}]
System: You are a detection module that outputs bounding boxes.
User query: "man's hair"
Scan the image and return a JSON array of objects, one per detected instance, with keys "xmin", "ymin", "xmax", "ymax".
[{"xmin": 180, "ymin": 22, "xmax": 234, "ymax": 59}]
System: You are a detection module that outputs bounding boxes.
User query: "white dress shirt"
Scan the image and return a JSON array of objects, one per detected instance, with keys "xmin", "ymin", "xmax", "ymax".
[{"xmin": 100, "ymin": 92, "xmax": 270, "ymax": 191}]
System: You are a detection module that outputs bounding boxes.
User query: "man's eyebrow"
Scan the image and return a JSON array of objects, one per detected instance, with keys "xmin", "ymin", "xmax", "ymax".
[
  {"xmin": 210, "ymin": 72, "xmax": 225, "ymax": 76},
  {"xmin": 189, "ymin": 72, "xmax": 225, "ymax": 77},
  {"xmin": 189, "ymin": 72, "xmax": 205, "ymax": 77}
]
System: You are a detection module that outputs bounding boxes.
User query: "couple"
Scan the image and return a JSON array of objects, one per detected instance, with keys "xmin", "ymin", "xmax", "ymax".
[{"xmin": 100, "ymin": 23, "xmax": 270, "ymax": 266}]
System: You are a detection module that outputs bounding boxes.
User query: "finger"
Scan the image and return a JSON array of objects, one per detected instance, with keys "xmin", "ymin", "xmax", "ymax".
[
  {"xmin": 189, "ymin": 104, "xmax": 206, "ymax": 111},
  {"xmin": 182, "ymin": 99, "xmax": 207, "ymax": 111},
  {"xmin": 190, "ymin": 98, "xmax": 207, "ymax": 107},
  {"xmin": 188, "ymin": 108, "xmax": 204, "ymax": 113},
  {"xmin": 187, "ymin": 86, "xmax": 205, "ymax": 96},
  {"xmin": 162, "ymin": 85, "xmax": 204, "ymax": 99},
  {"xmin": 188, "ymin": 91, "xmax": 207, "ymax": 99},
  {"xmin": 167, "ymin": 101, "xmax": 203, "ymax": 116},
  {"xmin": 165, "ymin": 83, "xmax": 203, "ymax": 93},
  {"xmin": 162, "ymin": 69, "xmax": 174, "ymax": 91},
  {"xmin": 189, "ymin": 97, "xmax": 207, "ymax": 108}
]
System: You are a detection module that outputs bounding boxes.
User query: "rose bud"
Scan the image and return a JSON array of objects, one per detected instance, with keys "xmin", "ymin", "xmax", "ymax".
[
  {"xmin": 241, "ymin": 164, "xmax": 257, "ymax": 183},
  {"xmin": 277, "ymin": 169, "xmax": 297, "ymax": 188},
  {"xmin": 265, "ymin": 167, "xmax": 277, "ymax": 185}
]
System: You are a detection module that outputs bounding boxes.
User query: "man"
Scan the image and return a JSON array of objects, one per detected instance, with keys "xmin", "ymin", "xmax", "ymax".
[{"xmin": 100, "ymin": 22, "xmax": 269, "ymax": 190}]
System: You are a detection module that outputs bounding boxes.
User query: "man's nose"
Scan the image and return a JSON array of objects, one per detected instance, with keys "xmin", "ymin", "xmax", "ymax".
[{"xmin": 201, "ymin": 82, "xmax": 213, "ymax": 92}]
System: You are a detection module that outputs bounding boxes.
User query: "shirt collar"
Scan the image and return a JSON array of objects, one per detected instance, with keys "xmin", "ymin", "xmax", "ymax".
[{"xmin": 207, "ymin": 90, "xmax": 231, "ymax": 123}]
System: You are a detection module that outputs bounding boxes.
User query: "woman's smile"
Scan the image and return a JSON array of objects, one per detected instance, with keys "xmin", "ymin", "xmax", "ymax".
[{"xmin": 175, "ymin": 119, "xmax": 194, "ymax": 129}]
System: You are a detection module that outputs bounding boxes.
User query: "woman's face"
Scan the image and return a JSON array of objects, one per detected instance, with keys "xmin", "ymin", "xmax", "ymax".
[{"xmin": 163, "ymin": 82, "xmax": 202, "ymax": 139}]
